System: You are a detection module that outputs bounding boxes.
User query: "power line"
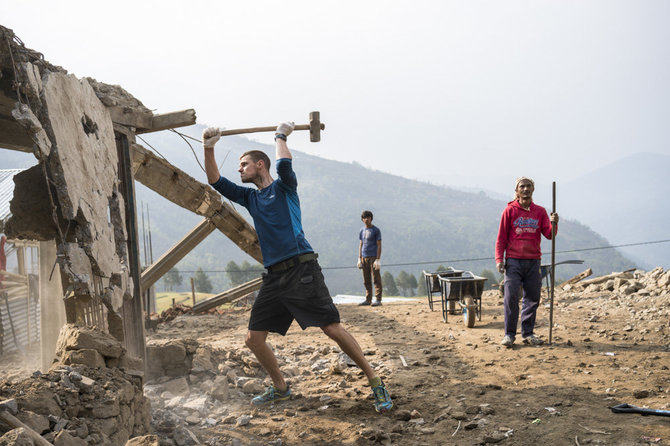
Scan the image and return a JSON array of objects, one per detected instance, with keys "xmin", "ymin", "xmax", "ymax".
[{"xmin": 165, "ymin": 238, "xmax": 670, "ymax": 274}]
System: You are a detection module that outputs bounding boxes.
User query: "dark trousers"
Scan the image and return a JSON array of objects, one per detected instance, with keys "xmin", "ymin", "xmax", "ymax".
[
  {"xmin": 503, "ymin": 258, "xmax": 542, "ymax": 338},
  {"xmin": 361, "ymin": 257, "xmax": 382, "ymax": 302}
]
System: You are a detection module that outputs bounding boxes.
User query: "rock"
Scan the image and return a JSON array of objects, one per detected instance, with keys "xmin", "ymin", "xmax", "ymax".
[
  {"xmin": 15, "ymin": 410, "xmax": 50, "ymax": 434},
  {"xmin": 209, "ymin": 376, "xmax": 230, "ymax": 401},
  {"xmin": 410, "ymin": 409, "xmax": 422, "ymax": 419},
  {"xmin": 0, "ymin": 399, "xmax": 18, "ymax": 415},
  {"xmin": 15, "ymin": 388, "xmax": 62, "ymax": 417},
  {"xmin": 482, "ymin": 432, "xmax": 506, "ymax": 443},
  {"xmin": 185, "ymin": 415, "xmax": 200, "ymax": 425},
  {"xmin": 162, "ymin": 377, "xmax": 190, "ymax": 396},
  {"xmin": 124, "ymin": 435, "xmax": 160, "ymax": 446},
  {"xmin": 464, "ymin": 420, "xmax": 479, "ymax": 430},
  {"xmin": 0, "ymin": 428, "xmax": 35, "ymax": 446},
  {"xmin": 311, "ymin": 359, "xmax": 330, "ymax": 372},
  {"xmin": 450, "ymin": 411, "xmax": 467, "ymax": 420},
  {"xmin": 173, "ymin": 426, "xmax": 199, "ymax": 446},
  {"xmin": 222, "ymin": 415, "xmax": 236, "ymax": 424},
  {"xmin": 633, "ymin": 389, "xmax": 650, "ymax": 398},
  {"xmin": 330, "ymin": 353, "xmax": 350, "ymax": 374},
  {"xmin": 465, "ymin": 405, "xmax": 480, "ymax": 414},
  {"xmin": 54, "ymin": 430, "xmax": 87, "ymax": 446},
  {"xmin": 56, "ymin": 324, "xmax": 123, "ymax": 359},
  {"xmin": 61, "ymin": 349, "xmax": 106, "ymax": 368},
  {"xmin": 236, "ymin": 415, "xmax": 251, "ymax": 426},
  {"xmin": 242, "ymin": 380, "xmax": 265, "ymax": 395},
  {"xmin": 191, "ymin": 348, "xmax": 214, "ymax": 373},
  {"xmin": 658, "ymin": 271, "xmax": 670, "ymax": 288},
  {"xmin": 183, "ymin": 396, "xmax": 209, "ymax": 414}
]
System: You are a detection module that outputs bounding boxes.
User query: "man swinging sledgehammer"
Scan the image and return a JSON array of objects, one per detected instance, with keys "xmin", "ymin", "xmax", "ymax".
[{"xmin": 202, "ymin": 122, "xmax": 393, "ymax": 413}]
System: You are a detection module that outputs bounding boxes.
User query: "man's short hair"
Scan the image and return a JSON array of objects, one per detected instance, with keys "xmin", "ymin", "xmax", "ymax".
[
  {"xmin": 241, "ymin": 150, "xmax": 271, "ymax": 171},
  {"xmin": 361, "ymin": 210, "xmax": 373, "ymax": 220}
]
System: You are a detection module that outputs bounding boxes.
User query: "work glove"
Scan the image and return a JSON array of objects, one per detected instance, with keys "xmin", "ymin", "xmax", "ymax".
[
  {"xmin": 202, "ymin": 127, "xmax": 221, "ymax": 149},
  {"xmin": 357, "ymin": 259, "xmax": 363, "ymax": 269},
  {"xmin": 276, "ymin": 121, "xmax": 295, "ymax": 137},
  {"xmin": 373, "ymin": 259, "xmax": 381, "ymax": 270},
  {"xmin": 550, "ymin": 212, "xmax": 559, "ymax": 224},
  {"xmin": 497, "ymin": 262, "xmax": 505, "ymax": 274}
]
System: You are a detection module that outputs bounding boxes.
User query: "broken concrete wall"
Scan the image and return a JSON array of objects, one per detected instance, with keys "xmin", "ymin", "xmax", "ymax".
[{"xmin": 2, "ymin": 25, "xmax": 136, "ymax": 345}]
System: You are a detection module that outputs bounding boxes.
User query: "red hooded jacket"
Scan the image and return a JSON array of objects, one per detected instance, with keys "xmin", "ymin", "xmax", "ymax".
[{"xmin": 495, "ymin": 200, "xmax": 556, "ymax": 263}]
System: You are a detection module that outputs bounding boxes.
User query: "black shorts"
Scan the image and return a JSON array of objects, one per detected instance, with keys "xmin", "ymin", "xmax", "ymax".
[{"xmin": 248, "ymin": 258, "xmax": 340, "ymax": 335}]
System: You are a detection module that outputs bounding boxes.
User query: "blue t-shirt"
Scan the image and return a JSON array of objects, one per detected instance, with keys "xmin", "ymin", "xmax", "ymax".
[
  {"xmin": 211, "ymin": 158, "xmax": 313, "ymax": 267},
  {"xmin": 359, "ymin": 225, "xmax": 381, "ymax": 257}
]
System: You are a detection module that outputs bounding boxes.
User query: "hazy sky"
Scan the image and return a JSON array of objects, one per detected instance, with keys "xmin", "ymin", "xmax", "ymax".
[{"xmin": 3, "ymin": 1, "xmax": 669, "ymax": 191}]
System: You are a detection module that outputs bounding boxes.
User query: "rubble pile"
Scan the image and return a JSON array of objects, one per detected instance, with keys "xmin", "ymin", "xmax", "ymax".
[
  {"xmin": 158, "ymin": 305, "xmax": 193, "ymax": 323},
  {"xmin": 0, "ymin": 325, "xmax": 151, "ymax": 446},
  {"xmin": 143, "ymin": 334, "xmax": 391, "ymax": 445},
  {"xmin": 564, "ymin": 267, "xmax": 670, "ymax": 297}
]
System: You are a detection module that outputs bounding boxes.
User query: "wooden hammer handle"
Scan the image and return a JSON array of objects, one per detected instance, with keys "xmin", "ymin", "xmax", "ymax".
[{"xmin": 219, "ymin": 123, "xmax": 324, "ymax": 137}]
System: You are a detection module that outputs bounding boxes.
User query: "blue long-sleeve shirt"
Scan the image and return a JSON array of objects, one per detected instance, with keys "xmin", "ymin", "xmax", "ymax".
[{"xmin": 210, "ymin": 158, "xmax": 313, "ymax": 267}]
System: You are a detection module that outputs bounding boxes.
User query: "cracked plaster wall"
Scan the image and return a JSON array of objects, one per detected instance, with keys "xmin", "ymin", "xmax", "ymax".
[{"xmin": 5, "ymin": 61, "xmax": 134, "ymax": 337}]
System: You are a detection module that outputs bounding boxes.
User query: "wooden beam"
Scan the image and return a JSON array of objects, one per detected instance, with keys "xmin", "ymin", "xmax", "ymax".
[
  {"xmin": 108, "ymin": 107, "xmax": 196, "ymax": 133},
  {"xmin": 578, "ymin": 268, "xmax": 636, "ymax": 287},
  {"xmin": 192, "ymin": 277, "xmax": 262, "ymax": 313},
  {"xmin": 139, "ymin": 109, "xmax": 197, "ymax": 134},
  {"xmin": 140, "ymin": 218, "xmax": 216, "ymax": 292},
  {"xmin": 107, "ymin": 107, "xmax": 153, "ymax": 129},
  {"xmin": 116, "ymin": 132, "xmax": 146, "ymax": 364},
  {"xmin": 0, "ymin": 118, "xmax": 33, "ymax": 152},
  {"xmin": 559, "ymin": 268, "xmax": 592, "ymax": 288},
  {"xmin": 130, "ymin": 143, "xmax": 262, "ymax": 263}
]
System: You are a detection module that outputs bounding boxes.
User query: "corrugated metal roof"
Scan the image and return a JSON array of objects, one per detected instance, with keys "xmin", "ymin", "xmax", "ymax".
[{"xmin": 0, "ymin": 169, "xmax": 24, "ymax": 223}]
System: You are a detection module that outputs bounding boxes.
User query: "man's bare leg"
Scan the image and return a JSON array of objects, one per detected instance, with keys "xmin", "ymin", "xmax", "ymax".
[
  {"xmin": 321, "ymin": 322, "xmax": 376, "ymax": 379},
  {"xmin": 245, "ymin": 330, "xmax": 287, "ymax": 391}
]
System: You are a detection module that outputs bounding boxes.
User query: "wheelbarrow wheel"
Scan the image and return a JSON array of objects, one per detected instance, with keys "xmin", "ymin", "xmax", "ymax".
[{"xmin": 463, "ymin": 296, "xmax": 476, "ymax": 328}]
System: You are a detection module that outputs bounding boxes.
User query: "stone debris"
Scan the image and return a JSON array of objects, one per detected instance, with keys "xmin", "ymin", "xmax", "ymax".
[{"xmin": 0, "ymin": 325, "xmax": 150, "ymax": 446}]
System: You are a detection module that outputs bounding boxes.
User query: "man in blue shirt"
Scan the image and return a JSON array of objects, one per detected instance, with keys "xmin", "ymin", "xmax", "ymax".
[
  {"xmin": 358, "ymin": 210, "xmax": 383, "ymax": 306},
  {"xmin": 202, "ymin": 122, "xmax": 392, "ymax": 413}
]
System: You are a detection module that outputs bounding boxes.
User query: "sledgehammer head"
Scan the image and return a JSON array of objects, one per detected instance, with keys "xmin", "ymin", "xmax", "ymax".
[{"xmin": 309, "ymin": 111, "xmax": 324, "ymax": 142}]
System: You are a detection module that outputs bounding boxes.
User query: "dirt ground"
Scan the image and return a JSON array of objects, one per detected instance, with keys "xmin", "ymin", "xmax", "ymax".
[{"xmin": 148, "ymin": 285, "xmax": 670, "ymax": 446}]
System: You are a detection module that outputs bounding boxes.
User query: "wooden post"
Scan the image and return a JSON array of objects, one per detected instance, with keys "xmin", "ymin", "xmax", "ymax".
[
  {"xmin": 549, "ymin": 181, "xmax": 557, "ymax": 345},
  {"xmin": 115, "ymin": 131, "xmax": 146, "ymax": 365},
  {"xmin": 191, "ymin": 277, "xmax": 196, "ymax": 307}
]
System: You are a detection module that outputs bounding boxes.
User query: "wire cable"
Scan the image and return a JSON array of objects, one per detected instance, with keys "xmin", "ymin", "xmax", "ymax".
[{"xmin": 168, "ymin": 238, "xmax": 670, "ymax": 274}]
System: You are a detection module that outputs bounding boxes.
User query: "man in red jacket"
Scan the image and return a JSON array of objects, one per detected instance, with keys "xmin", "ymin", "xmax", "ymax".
[{"xmin": 495, "ymin": 177, "xmax": 558, "ymax": 347}]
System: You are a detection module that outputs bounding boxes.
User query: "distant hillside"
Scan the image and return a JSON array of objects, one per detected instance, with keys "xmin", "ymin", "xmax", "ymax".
[
  {"xmin": 133, "ymin": 126, "xmax": 634, "ymax": 294},
  {"xmin": 560, "ymin": 152, "xmax": 670, "ymax": 269},
  {"xmin": 1, "ymin": 128, "xmax": 636, "ymax": 294}
]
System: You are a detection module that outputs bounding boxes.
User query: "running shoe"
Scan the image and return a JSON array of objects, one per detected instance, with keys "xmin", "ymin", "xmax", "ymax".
[
  {"xmin": 372, "ymin": 381, "xmax": 393, "ymax": 413},
  {"xmin": 251, "ymin": 384, "xmax": 291, "ymax": 406}
]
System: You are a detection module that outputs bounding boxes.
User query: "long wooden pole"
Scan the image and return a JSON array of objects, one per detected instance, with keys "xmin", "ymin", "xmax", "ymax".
[{"xmin": 549, "ymin": 181, "xmax": 557, "ymax": 344}]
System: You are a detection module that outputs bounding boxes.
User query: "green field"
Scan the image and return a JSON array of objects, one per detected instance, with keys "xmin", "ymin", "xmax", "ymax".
[{"xmin": 154, "ymin": 292, "xmax": 215, "ymax": 314}]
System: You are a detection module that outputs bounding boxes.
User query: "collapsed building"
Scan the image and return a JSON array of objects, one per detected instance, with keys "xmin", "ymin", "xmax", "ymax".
[{"xmin": 0, "ymin": 24, "xmax": 265, "ymax": 445}]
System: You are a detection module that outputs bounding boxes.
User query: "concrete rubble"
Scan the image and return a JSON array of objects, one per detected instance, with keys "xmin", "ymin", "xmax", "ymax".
[{"xmin": 0, "ymin": 325, "xmax": 150, "ymax": 446}]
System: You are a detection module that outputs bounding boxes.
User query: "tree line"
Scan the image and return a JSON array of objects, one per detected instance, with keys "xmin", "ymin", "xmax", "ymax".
[
  {"xmin": 381, "ymin": 266, "xmax": 500, "ymax": 297},
  {"xmin": 162, "ymin": 261, "xmax": 500, "ymax": 296},
  {"xmin": 161, "ymin": 260, "xmax": 264, "ymax": 294}
]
